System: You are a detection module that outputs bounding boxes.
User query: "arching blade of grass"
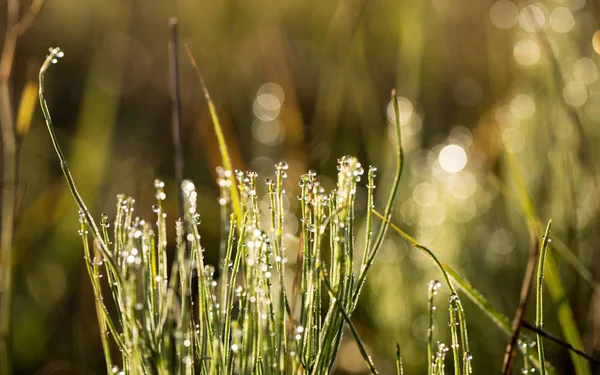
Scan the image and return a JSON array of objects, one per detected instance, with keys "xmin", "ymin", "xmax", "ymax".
[
  {"xmin": 504, "ymin": 148, "xmax": 591, "ymax": 375},
  {"xmin": 373, "ymin": 209, "xmax": 555, "ymax": 375},
  {"xmin": 536, "ymin": 220, "xmax": 553, "ymax": 375},
  {"xmin": 38, "ymin": 48, "xmax": 122, "ymax": 286},
  {"xmin": 353, "ymin": 89, "xmax": 404, "ymax": 308},
  {"xmin": 370, "ymin": 210, "xmax": 473, "ymax": 374},
  {"xmin": 184, "ymin": 44, "xmax": 242, "ymax": 227}
]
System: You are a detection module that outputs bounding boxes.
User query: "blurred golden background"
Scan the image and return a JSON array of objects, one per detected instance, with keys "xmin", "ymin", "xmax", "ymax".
[{"xmin": 2, "ymin": 0, "xmax": 600, "ymax": 373}]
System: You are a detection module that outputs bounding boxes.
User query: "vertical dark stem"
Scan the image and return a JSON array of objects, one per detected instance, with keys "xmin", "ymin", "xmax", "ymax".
[
  {"xmin": 0, "ymin": 2, "xmax": 20, "ymax": 373},
  {"xmin": 502, "ymin": 236, "xmax": 540, "ymax": 374},
  {"xmin": 168, "ymin": 17, "xmax": 185, "ymax": 218}
]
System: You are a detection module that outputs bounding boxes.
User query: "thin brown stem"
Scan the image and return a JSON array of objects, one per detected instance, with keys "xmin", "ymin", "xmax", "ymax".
[
  {"xmin": 522, "ymin": 321, "xmax": 600, "ymax": 367},
  {"xmin": 502, "ymin": 236, "xmax": 540, "ymax": 374},
  {"xmin": 0, "ymin": 1, "xmax": 20, "ymax": 373},
  {"xmin": 168, "ymin": 17, "xmax": 185, "ymax": 218},
  {"xmin": 15, "ymin": 0, "xmax": 45, "ymax": 36}
]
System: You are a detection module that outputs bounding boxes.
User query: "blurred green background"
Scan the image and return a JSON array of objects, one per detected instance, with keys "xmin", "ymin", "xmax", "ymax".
[{"xmin": 3, "ymin": 0, "xmax": 600, "ymax": 373}]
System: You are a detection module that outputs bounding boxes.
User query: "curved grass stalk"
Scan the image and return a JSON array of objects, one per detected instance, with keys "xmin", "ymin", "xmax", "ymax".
[
  {"xmin": 184, "ymin": 45, "xmax": 242, "ymax": 227},
  {"xmin": 38, "ymin": 48, "xmax": 122, "ymax": 286},
  {"xmin": 372, "ymin": 209, "xmax": 555, "ymax": 375},
  {"xmin": 536, "ymin": 220, "xmax": 552, "ymax": 375},
  {"xmin": 353, "ymin": 89, "xmax": 404, "ymax": 307}
]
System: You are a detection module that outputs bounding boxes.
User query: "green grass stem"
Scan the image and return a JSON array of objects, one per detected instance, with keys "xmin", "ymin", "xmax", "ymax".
[{"xmin": 536, "ymin": 220, "xmax": 552, "ymax": 375}]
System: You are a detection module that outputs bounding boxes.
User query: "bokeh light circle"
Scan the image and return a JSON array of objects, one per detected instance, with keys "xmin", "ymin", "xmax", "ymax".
[
  {"xmin": 563, "ymin": 81, "xmax": 588, "ymax": 106},
  {"xmin": 573, "ymin": 58, "xmax": 598, "ymax": 85},
  {"xmin": 490, "ymin": 0, "xmax": 519, "ymax": 29},
  {"xmin": 439, "ymin": 144, "xmax": 468, "ymax": 173},
  {"xmin": 510, "ymin": 94, "xmax": 536, "ymax": 119},
  {"xmin": 549, "ymin": 7, "xmax": 575, "ymax": 34},
  {"xmin": 514, "ymin": 39, "xmax": 540, "ymax": 66},
  {"xmin": 518, "ymin": 5, "xmax": 547, "ymax": 32}
]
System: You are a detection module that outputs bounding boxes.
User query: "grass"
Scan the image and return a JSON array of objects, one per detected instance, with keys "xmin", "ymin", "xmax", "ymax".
[
  {"xmin": 41, "ymin": 48, "xmax": 404, "ymax": 374},
  {"xmin": 536, "ymin": 220, "xmax": 553, "ymax": 375},
  {"xmin": 38, "ymin": 46, "xmax": 599, "ymax": 374}
]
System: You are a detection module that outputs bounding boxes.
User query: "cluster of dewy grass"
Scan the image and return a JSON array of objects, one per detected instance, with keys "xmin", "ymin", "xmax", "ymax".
[
  {"xmin": 78, "ymin": 162, "xmax": 480, "ymax": 375},
  {"xmin": 39, "ymin": 47, "xmax": 416, "ymax": 374},
  {"xmin": 77, "ymin": 156, "xmax": 386, "ymax": 374},
  {"xmin": 39, "ymin": 47, "xmax": 566, "ymax": 375}
]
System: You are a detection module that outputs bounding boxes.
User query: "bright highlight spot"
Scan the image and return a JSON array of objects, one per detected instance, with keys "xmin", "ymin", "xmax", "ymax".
[
  {"xmin": 490, "ymin": 0, "xmax": 519, "ymax": 29},
  {"xmin": 412, "ymin": 182, "xmax": 438, "ymax": 207},
  {"xmin": 449, "ymin": 126, "xmax": 474, "ymax": 149},
  {"xmin": 253, "ymin": 93, "xmax": 281, "ymax": 121},
  {"xmin": 514, "ymin": 39, "xmax": 540, "ymax": 66},
  {"xmin": 549, "ymin": 7, "xmax": 575, "ymax": 33},
  {"xmin": 448, "ymin": 199, "xmax": 476, "ymax": 223},
  {"xmin": 563, "ymin": 81, "xmax": 588, "ymax": 107},
  {"xmin": 490, "ymin": 228, "xmax": 516, "ymax": 255},
  {"xmin": 447, "ymin": 171, "xmax": 477, "ymax": 199},
  {"xmin": 252, "ymin": 120, "xmax": 283, "ymax": 146},
  {"xmin": 387, "ymin": 96, "xmax": 414, "ymax": 125},
  {"xmin": 518, "ymin": 5, "xmax": 547, "ymax": 33},
  {"xmin": 421, "ymin": 202, "xmax": 447, "ymax": 225},
  {"xmin": 510, "ymin": 94, "xmax": 535, "ymax": 119},
  {"xmin": 593, "ymin": 31, "xmax": 600, "ymax": 55},
  {"xmin": 439, "ymin": 144, "xmax": 468, "ymax": 173},
  {"xmin": 573, "ymin": 58, "xmax": 598, "ymax": 85},
  {"xmin": 566, "ymin": 0, "xmax": 585, "ymax": 11},
  {"xmin": 257, "ymin": 82, "xmax": 285, "ymax": 104}
]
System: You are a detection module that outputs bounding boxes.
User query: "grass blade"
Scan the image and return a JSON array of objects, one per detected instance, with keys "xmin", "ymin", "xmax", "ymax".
[
  {"xmin": 319, "ymin": 266, "xmax": 378, "ymax": 375},
  {"xmin": 395, "ymin": 343, "xmax": 404, "ymax": 375},
  {"xmin": 427, "ymin": 280, "xmax": 440, "ymax": 375},
  {"xmin": 38, "ymin": 49, "xmax": 122, "ymax": 286},
  {"xmin": 373, "ymin": 209, "xmax": 555, "ymax": 375},
  {"xmin": 536, "ymin": 220, "xmax": 552, "ymax": 375},
  {"xmin": 353, "ymin": 89, "xmax": 404, "ymax": 307},
  {"xmin": 184, "ymin": 44, "xmax": 242, "ymax": 227},
  {"xmin": 504, "ymin": 147, "xmax": 591, "ymax": 375}
]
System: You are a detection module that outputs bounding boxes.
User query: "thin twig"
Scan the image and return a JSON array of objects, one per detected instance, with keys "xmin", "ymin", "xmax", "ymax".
[
  {"xmin": 168, "ymin": 18, "xmax": 185, "ymax": 219},
  {"xmin": 502, "ymin": 236, "xmax": 540, "ymax": 374},
  {"xmin": 16, "ymin": 0, "xmax": 46, "ymax": 36},
  {"xmin": 522, "ymin": 321, "xmax": 600, "ymax": 367},
  {"xmin": 0, "ymin": 2, "xmax": 20, "ymax": 373}
]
